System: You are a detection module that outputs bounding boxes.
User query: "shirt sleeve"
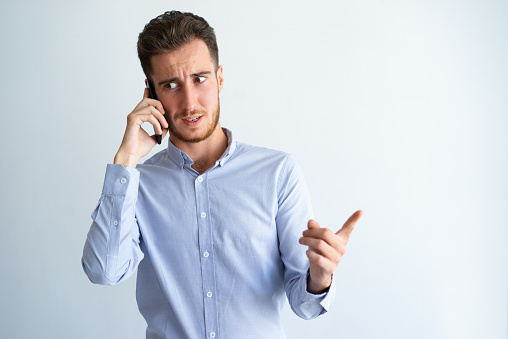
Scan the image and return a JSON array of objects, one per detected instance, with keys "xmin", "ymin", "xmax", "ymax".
[
  {"xmin": 276, "ymin": 155, "xmax": 336, "ymax": 319},
  {"xmin": 82, "ymin": 164, "xmax": 144, "ymax": 285}
]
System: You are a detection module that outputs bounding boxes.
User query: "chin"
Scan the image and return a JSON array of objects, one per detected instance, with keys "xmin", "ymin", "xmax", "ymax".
[{"xmin": 170, "ymin": 125, "xmax": 216, "ymax": 144}]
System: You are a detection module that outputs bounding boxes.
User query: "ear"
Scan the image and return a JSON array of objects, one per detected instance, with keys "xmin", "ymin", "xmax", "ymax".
[
  {"xmin": 216, "ymin": 65, "xmax": 224, "ymax": 93},
  {"xmin": 145, "ymin": 79, "xmax": 148, "ymax": 87}
]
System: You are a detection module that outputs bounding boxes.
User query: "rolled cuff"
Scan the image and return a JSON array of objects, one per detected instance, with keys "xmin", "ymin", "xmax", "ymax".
[
  {"xmin": 294, "ymin": 271, "xmax": 336, "ymax": 319},
  {"xmin": 102, "ymin": 164, "xmax": 140, "ymax": 198}
]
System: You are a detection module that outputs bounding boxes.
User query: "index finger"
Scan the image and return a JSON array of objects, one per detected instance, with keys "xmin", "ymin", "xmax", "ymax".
[
  {"xmin": 140, "ymin": 88, "xmax": 166, "ymax": 117},
  {"xmin": 336, "ymin": 210, "xmax": 363, "ymax": 242}
]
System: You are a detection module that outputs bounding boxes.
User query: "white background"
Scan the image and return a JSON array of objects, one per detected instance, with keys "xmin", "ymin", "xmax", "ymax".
[{"xmin": 0, "ymin": 0, "xmax": 506, "ymax": 338}]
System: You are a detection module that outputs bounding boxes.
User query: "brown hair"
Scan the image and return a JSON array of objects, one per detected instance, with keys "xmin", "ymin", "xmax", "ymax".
[{"xmin": 137, "ymin": 11, "xmax": 219, "ymax": 79}]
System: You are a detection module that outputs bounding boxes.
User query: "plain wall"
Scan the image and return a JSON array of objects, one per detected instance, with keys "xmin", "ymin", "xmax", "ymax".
[{"xmin": 0, "ymin": 0, "xmax": 506, "ymax": 338}]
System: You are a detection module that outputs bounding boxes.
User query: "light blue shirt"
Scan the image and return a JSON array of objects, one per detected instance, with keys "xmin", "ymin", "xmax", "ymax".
[{"xmin": 82, "ymin": 129, "xmax": 335, "ymax": 339}]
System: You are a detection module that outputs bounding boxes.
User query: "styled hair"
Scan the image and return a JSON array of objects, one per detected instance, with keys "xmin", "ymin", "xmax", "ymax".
[{"xmin": 137, "ymin": 11, "xmax": 219, "ymax": 79}]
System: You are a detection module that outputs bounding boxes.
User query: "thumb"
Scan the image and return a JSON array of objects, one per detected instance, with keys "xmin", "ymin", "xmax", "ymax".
[{"xmin": 307, "ymin": 219, "xmax": 320, "ymax": 229}]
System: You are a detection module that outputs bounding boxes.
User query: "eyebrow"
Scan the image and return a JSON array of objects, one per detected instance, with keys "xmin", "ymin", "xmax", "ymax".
[{"xmin": 157, "ymin": 71, "xmax": 212, "ymax": 86}]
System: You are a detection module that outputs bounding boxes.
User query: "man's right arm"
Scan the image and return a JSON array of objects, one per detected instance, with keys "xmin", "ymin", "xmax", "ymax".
[
  {"xmin": 82, "ymin": 164, "xmax": 143, "ymax": 285},
  {"xmin": 82, "ymin": 87, "xmax": 168, "ymax": 284}
]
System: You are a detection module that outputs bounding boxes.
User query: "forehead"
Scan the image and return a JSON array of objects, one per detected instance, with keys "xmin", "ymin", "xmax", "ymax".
[{"xmin": 151, "ymin": 39, "xmax": 214, "ymax": 78}]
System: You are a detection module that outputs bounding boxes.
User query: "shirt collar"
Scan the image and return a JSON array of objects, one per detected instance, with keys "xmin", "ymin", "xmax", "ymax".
[
  {"xmin": 217, "ymin": 128, "xmax": 236, "ymax": 167},
  {"xmin": 166, "ymin": 128, "xmax": 237, "ymax": 169}
]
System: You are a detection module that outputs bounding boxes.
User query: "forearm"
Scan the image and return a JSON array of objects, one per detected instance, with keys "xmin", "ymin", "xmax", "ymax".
[
  {"xmin": 114, "ymin": 151, "xmax": 140, "ymax": 169},
  {"xmin": 307, "ymin": 274, "xmax": 332, "ymax": 294}
]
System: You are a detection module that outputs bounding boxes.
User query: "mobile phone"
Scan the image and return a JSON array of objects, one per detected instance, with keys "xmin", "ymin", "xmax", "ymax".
[{"xmin": 147, "ymin": 80, "xmax": 163, "ymax": 144}]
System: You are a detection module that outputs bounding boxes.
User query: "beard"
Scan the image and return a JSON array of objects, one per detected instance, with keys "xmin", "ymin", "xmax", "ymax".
[{"xmin": 167, "ymin": 99, "xmax": 220, "ymax": 143}]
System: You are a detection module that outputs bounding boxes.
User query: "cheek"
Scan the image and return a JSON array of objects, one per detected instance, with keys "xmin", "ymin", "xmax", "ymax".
[
  {"xmin": 199, "ymin": 87, "xmax": 218, "ymax": 108},
  {"xmin": 160, "ymin": 97, "xmax": 179, "ymax": 116}
]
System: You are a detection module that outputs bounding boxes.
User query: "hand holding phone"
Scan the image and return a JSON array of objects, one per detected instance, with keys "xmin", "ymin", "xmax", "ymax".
[{"xmin": 113, "ymin": 85, "xmax": 168, "ymax": 168}]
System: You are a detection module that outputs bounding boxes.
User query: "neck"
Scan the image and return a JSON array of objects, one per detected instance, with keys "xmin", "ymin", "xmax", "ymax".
[{"xmin": 170, "ymin": 124, "xmax": 228, "ymax": 174}]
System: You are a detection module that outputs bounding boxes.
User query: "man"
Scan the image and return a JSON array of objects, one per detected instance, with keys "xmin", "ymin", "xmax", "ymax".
[{"xmin": 82, "ymin": 10, "xmax": 362, "ymax": 339}]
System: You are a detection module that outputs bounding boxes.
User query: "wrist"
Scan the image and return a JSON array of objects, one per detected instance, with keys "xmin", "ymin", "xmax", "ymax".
[
  {"xmin": 114, "ymin": 152, "xmax": 139, "ymax": 168},
  {"xmin": 307, "ymin": 274, "xmax": 332, "ymax": 294}
]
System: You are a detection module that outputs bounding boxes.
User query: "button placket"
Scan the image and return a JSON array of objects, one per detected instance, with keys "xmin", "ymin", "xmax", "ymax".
[{"xmin": 195, "ymin": 173, "xmax": 218, "ymax": 337}]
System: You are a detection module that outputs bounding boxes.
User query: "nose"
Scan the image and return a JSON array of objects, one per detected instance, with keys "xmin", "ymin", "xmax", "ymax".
[{"xmin": 180, "ymin": 83, "xmax": 197, "ymax": 113}]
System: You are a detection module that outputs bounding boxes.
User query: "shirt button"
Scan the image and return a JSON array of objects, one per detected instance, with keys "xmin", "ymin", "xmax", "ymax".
[
  {"xmin": 203, "ymin": 251, "xmax": 209, "ymax": 258},
  {"xmin": 201, "ymin": 212, "xmax": 206, "ymax": 218},
  {"xmin": 179, "ymin": 162, "xmax": 183, "ymax": 167},
  {"xmin": 183, "ymin": 155, "xmax": 187, "ymax": 160},
  {"xmin": 113, "ymin": 220, "xmax": 118, "ymax": 226},
  {"xmin": 120, "ymin": 178, "xmax": 127, "ymax": 184},
  {"xmin": 207, "ymin": 291, "xmax": 213, "ymax": 298},
  {"xmin": 197, "ymin": 176, "xmax": 203, "ymax": 182},
  {"xmin": 210, "ymin": 332, "xmax": 215, "ymax": 338}
]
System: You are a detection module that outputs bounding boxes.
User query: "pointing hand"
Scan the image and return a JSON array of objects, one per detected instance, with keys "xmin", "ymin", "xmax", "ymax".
[{"xmin": 299, "ymin": 210, "xmax": 363, "ymax": 294}]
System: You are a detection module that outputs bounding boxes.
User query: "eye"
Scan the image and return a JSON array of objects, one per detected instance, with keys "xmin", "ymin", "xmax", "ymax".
[
  {"xmin": 195, "ymin": 76, "xmax": 206, "ymax": 83},
  {"xmin": 165, "ymin": 82, "xmax": 177, "ymax": 89}
]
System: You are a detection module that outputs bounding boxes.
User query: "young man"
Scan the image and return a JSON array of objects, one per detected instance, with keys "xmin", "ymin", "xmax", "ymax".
[{"xmin": 82, "ymin": 11, "xmax": 362, "ymax": 339}]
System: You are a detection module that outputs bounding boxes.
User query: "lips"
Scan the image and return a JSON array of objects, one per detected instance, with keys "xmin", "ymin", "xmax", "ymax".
[{"xmin": 181, "ymin": 115, "xmax": 203, "ymax": 127}]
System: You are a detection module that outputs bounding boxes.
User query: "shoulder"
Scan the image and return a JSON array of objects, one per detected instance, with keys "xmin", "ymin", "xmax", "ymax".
[
  {"xmin": 141, "ymin": 149, "xmax": 167, "ymax": 166},
  {"xmin": 233, "ymin": 141, "xmax": 293, "ymax": 164},
  {"xmin": 136, "ymin": 149, "xmax": 173, "ymax": 174},
  {"xmin": 230, "ymin": 141, "xmax": 302, "ymax": 179}
]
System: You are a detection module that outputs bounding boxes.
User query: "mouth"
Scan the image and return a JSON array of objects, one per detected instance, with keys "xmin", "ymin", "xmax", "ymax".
[{"xmin": 181, "ymin": 115, "xmax": 203, "ymax": 127}]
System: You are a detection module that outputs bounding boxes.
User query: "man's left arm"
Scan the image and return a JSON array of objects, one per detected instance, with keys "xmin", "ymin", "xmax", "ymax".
[{"xmin": 276, "ymin": 155, "xmax": 362, "ymax": 319}]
